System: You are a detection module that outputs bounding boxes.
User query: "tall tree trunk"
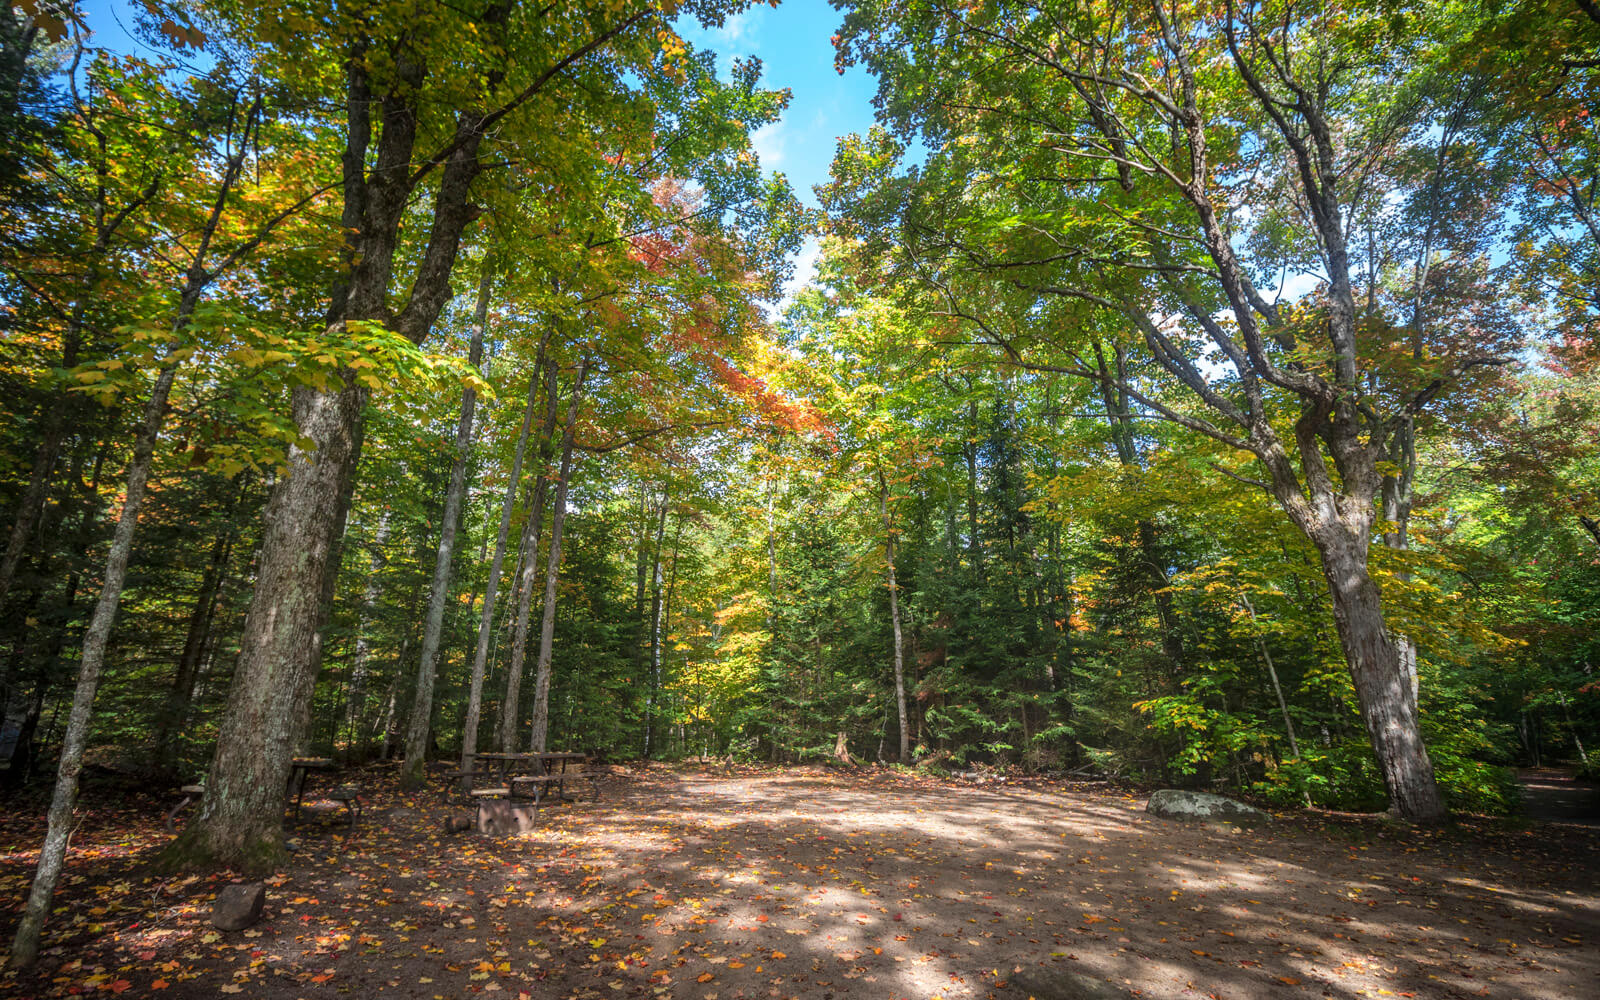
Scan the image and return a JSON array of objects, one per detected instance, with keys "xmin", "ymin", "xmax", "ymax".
[
  {"xmin": 499, "ymin": 354, "xmax": 560, "ymax": 751},
  {"xmin": 170, "ymin": 379, "xmax": 369, "ymax": 871},
  {"xmin": 457, "ymin": 335, "xmax": 547, "ymax": 777},
  {"xmin": 877, "ymin": 468, "xmax": 909, "ymax": 762},
  {"xmin": 629, "ymin": 484, "xmax": 653, "ymax": 680},
  {"xmin": 1094, "ymin": 341, "xmax": 1186, "ymax": 668},
  {"xmin": 399, "ymin": 268, "xmax": 490, "ymax": 787},
  {"xmin": 650, "ymin": 513, "xmax": 686, "ymax": 755},
  {"xmin": 172, "ymin": 20, "xmax": 498, "ymax": 866},
  {"xmin": 528, "ymin": 358, "xmax": 589, "ymax": 753}
]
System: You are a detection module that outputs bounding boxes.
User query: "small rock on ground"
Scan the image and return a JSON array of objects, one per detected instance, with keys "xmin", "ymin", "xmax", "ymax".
[
  {"xmin": 1146, "ymin": 788, "xmax": 1270, "ymax": 823},
  {"xmin": 211, "ymin": 882, "xmax": 264, "ymax": 931}
]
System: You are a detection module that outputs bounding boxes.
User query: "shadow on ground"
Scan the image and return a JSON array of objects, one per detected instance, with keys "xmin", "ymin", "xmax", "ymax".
[{"xmin": 2, "ymin": 763, "xmax": 1596, "ymax": 999}]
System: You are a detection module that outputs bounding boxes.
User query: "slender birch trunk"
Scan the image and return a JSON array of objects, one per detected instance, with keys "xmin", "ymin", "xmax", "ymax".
[
  {"xmin": 398, "ymin": 269, "xmax": 490, "ymax": 787},
  {"xmin": 644, "ymin": 494, "xmax": 669, "ymax": 758},
  {"xmin": 10, "ymin": 320, "xmax": 190, "ymax": 968},
  {"xmin": 527, "ymin": 358, "xmax": 589, "ymax": 752}
]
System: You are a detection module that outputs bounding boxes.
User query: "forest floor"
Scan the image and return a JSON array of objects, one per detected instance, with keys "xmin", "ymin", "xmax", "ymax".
[{"xmin": 2, "ymin": 762, "xmax": 1597, "ymax": 1000}]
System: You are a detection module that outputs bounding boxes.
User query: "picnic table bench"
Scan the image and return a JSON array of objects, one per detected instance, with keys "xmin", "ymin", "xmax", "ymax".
[{"xmin": 462, "ymin": 752, "xmax": 598, "ymax": 830}]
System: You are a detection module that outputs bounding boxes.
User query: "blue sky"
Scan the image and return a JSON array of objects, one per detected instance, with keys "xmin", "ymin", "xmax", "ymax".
[{"xmin": 677, "ymin": 2, "xmax": 881, "ymax": 295}]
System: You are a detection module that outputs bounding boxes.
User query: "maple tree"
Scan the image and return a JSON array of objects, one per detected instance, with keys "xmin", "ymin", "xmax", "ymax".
[{"xmin": 0, "ymin": 3, "xmax": 1595, "ymax": 987}]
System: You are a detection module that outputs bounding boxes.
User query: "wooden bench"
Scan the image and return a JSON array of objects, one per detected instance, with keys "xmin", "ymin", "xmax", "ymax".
[
  {"xmin": 510, "ymin": 774, "xmax": 563, "ymax": 803},
  {"xmin": 439, "ymin": 769, "xmax": 486, "ymax": 803},
  {"xmin": 327, "ymin": 784, "xmax": 362, "ymax": 828},
  {"xmin": 571, "ymin": 762, "xmax": 601, "ymax": 801}
]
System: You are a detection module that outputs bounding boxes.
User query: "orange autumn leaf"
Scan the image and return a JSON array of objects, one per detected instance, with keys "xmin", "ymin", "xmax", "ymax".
[{"xmin": 697, "ymin": 972, "xmax": 714, "ymax": 983}]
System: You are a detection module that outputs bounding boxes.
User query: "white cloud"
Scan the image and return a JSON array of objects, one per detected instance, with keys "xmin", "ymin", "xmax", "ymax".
[
  {"xmin": 752, "ymin": 121, "xmax": 787, "ymax": 169},
  {"xmin": 712, "ymin": 11, "xmax": 755, "ymax": 49},
  {"xmin": 1266, "ymin": 271, "xmax": 1324, "ymax": 303}
]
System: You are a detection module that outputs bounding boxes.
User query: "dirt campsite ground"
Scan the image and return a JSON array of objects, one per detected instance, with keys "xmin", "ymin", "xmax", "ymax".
[{"xmin": 2, "ymin": 763, "xmax": 1597, "ymax": 1000}]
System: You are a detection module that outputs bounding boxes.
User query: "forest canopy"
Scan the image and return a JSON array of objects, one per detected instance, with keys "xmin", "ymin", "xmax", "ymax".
[{"xmin": 1, "ymin": 0, "xmax": 1598, "ymax": 966}]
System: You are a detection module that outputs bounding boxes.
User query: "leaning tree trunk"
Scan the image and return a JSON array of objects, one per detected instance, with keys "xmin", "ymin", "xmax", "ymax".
[
  {"xmin": 527, "ymin": 358, "xmax": 589, "ymax": 753},
  {"xmin": 1316, "ymin": 527, "xmax": 1446, "ymax": 823},
  {"xmin": 398, "ymin": 270, "xmax": 489, "ymax": 788},
  {"xmin": 12, "ymin": 90, "xmax": 275, "ymax": 944},
  {"xmin": 9, "ymin": 349, "xmax": 183, "ymax": 968}
]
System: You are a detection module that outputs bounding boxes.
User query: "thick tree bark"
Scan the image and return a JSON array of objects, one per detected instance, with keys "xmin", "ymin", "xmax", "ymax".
[
  {"xmin": 458, "ymin": 348, "xmax": 545, "ymax": 776},
  {"xmin": 168, "ymin": 378, "xmax": 370, "ymax": 872},
  {"xmin": 499, "ymin": 353, "xmax": 560, "ymax": 751},
  {"xmin": 399, "ymin": 269, "xmax": 489, "ymax": 787},
  {"xmin": 1317, "ymin": 528, "xmax": 1444, "ymax": 821},
  {"xmin": 528, "ymin": 358, "xmax": 589, "ymax": 753},
  {"xmin": 174, "ymin": 6, "xmax": 515, "ymax": 865},
  {"xmin": 877, "ymin": 468, "xmax": 909, "ymax": 763}
]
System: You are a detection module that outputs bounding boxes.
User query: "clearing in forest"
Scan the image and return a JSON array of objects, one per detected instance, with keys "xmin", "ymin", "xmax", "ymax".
[{"xmin": 2, "ymin": 764, "xmax": 1597, "ymax": 999}]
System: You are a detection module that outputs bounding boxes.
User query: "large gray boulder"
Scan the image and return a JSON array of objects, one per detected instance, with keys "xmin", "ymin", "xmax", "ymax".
[
  {"xmin": 1146, "ymin": 789, "xmax": 1270, "ymax": 824},
  {"xmin": 211, "ymin": 882, "xmax": 265, "ymax": 931}
]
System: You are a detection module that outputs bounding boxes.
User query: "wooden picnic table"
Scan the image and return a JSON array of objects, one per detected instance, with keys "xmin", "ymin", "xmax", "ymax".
[
  {"xmin": 470, "ymin": 752, "xmax": 539, "ymax": 783},
  {"xmin": 288, "ymin": 757, "xmax": 335, "ymax": 825},
  {"xmin": 464, "ymin": 751, "xmax": 597, "ymax": 805}
]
